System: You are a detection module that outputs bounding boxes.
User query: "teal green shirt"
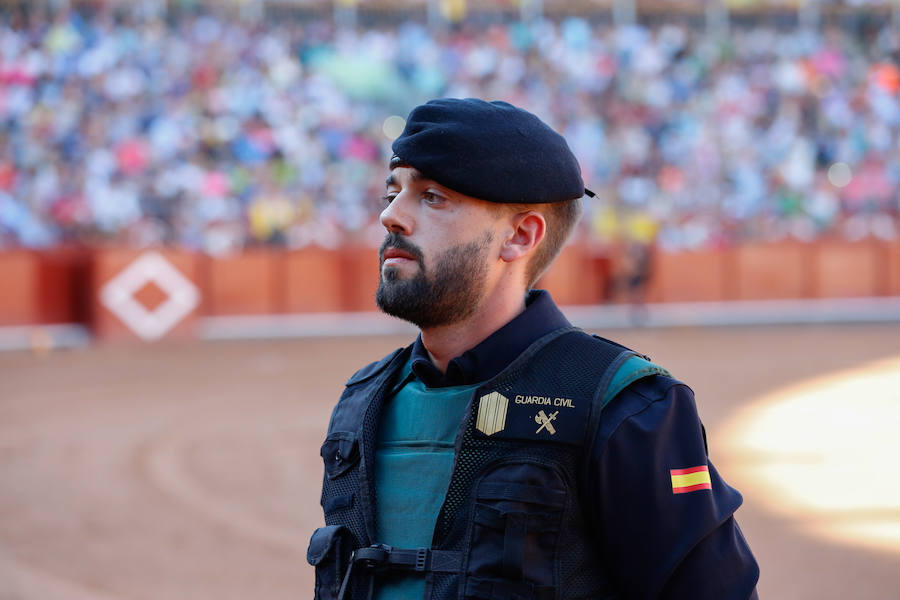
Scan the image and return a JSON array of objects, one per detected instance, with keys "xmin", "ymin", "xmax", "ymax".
[{"xmin": 373, "ymin": 358, "xmax": 478, "ymax": 600}]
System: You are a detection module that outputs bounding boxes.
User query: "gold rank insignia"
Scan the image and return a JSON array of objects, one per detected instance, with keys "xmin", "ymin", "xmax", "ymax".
[{"xmin": 476, "ymin": 391, "xmax": 509, "ymax": 436}]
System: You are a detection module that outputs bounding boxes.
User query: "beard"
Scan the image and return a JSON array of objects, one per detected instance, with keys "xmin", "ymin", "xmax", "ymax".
[{"xmin": 376, "ymin": 230, "xmax": 493, "ymax": 329}]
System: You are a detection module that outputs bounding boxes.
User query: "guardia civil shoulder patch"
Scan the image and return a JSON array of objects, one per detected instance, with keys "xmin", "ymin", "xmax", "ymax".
[{"xmin": 670, "ymin": 465, "xmax": 712, "ymax": 494}]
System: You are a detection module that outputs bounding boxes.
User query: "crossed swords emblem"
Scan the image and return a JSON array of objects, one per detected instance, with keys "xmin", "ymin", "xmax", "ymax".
[{"xmin": 534, "ymin": 410, "xmax": 559, "ymax": 435}]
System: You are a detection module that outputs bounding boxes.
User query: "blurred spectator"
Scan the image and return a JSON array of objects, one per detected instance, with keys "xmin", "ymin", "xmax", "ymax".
[{"xmin": 0, "ymin": 5, "xmax": 898, "ymax": 254}]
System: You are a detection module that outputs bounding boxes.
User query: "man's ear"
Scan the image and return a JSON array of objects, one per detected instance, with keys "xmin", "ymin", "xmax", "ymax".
[{"xmin": 499, "ymin": 211, "xmax": 546, "ymax": 263}]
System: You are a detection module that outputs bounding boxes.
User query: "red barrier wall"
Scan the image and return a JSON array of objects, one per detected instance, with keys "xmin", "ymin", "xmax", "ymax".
[
  {"xmin": 3, "ymin": 240, "xmax": 899, "ymax": 336},
  {"xmin": 0, "ymin": 248, "xmax": 90, "ymax": 326},
  {"xmin": 888, "ymin": 242, "xmax": 900, "ymax": 296},
  {"xmin": 200, "ymin": 246, "xmax": 380, "ymax": 315},
  {"xmin": 36, "ymin": 247, "xmax": 92, "ymax": 324},
  {"xmin": 204, "ymin": 250, "xmax": 282, "ymax": 316},
  {"xmin": 815, "ymin": 241, "xmax": 881, "ymax": 298},
  {"xmin": 647, "ymin": 249, "xmax": 731, "ymax": 303},
  {"xmin": 284, "ymin": 248, "xmax": 344, "ymax": 313},
  {"xmin": 536, "ymin": 244, "xmax": 604, "ymax": 305},
  {"xmin": 1, "ymin": 251, "xmax": 39, "ymax": 326},
  {"xmin": 340, "ymin": 246, "xmax": 380, "ymax": 312},
  {"xmin": 734, "ymin": 242, "xmax": 812, "ymax": 300}
]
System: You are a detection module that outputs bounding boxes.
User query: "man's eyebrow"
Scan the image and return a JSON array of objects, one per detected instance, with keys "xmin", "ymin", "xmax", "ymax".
[{"xmin": 385, "ymin": 169, "xmax": 429, "ymax": 188}]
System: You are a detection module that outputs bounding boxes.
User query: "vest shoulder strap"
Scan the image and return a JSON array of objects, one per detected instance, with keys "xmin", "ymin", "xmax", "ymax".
[
  {"xmin": 601, "ymin": 355, "xmax": 672, "ymax": 408},
  {"xmin": 345, "ymin": 346, "xmax": 406, "ymax": 386},
  {"xmin": 581, "ymin": 335, "xmax": 670, "ymax": 457}
]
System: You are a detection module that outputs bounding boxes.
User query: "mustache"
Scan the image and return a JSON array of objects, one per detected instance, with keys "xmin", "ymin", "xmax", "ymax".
[{"xmin": 379, "ymin": 232, "xmax": 425, "ymax": 265}]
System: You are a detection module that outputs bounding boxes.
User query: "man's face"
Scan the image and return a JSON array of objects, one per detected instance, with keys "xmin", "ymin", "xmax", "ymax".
[{"xmin": 375, "ymin": 166, "xmax": 500, "ymax": 329}]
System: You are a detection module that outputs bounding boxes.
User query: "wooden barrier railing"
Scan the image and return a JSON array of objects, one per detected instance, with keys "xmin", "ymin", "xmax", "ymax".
[
  {"xmin": 1, "ymin": 251, "xmax": 39, "ymax": 326},
  {"xmin": 732, "ymin": 243, "xmax": 812, "ymax": 300},
  {"xmin": 3, "ymin": 247, "xmax": 91, "ymax": 326},
  {"xmin": 3, "ymin": 241, "xmax": 899, "ymax": 339},
  {"xmin": 890, "ymin": 242, "xmax": 900, "ymax": 296}
]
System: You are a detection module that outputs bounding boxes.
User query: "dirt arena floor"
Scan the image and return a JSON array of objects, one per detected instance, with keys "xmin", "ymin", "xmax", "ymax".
[{"xmin": 1, "ymin": 322, "xmax": 899, "ymax": 599}]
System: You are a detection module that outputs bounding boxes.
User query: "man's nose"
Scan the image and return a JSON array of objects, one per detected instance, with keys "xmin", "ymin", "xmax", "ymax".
[{"xmin": 380, "ymin": 195, "xmax": 413, "ymax": 235}]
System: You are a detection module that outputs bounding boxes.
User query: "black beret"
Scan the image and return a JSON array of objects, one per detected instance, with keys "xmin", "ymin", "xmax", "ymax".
[{"xmin": 391, "ymin": 98, "xmax": 588, "ymax": 204}]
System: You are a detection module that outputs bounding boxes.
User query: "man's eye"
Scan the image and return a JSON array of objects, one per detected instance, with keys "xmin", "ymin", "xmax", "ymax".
[
  {"xmin": 381, "ymin": 193, "xmax": 397, "ymax": 205},
  {"xmin": 422, "ymin": 192, "xmax": 444, "ymax": 205}
]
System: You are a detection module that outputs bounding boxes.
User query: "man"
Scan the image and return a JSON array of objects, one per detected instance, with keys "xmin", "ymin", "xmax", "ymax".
[{"xmin": 308, "ymin": 98, "xmax": 759, "ymax": 600}]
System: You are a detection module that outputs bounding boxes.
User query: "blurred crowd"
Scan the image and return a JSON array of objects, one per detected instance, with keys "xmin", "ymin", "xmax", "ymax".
[{"xmin": 1, "ymin": 6, "xmax": 899, "ymax": 253}]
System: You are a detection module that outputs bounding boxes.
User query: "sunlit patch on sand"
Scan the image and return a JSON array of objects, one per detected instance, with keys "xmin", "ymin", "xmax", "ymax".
[{"xmin": 721, "ymin": 355, "xmax": 900, "ymax": 554}]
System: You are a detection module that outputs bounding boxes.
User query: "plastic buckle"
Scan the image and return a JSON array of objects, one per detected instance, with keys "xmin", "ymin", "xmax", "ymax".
[
  {"xmin": 415, "ymin": 547, "xmax": 428, "ymax": 572},
  {"xmin": 358, "ymin": 544, "xmax": 391, "ymax": 571}
]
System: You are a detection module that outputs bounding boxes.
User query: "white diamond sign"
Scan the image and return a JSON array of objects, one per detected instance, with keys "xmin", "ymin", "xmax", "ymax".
[{"xmin": 99, "ymin": 251, "xmax": 200, "ymax": 341}]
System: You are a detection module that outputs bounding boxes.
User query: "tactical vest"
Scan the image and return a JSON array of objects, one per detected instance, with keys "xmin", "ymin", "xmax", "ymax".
[{"xmin": 308, "ymin": 328, "xmax": 668, "ymax": 600}]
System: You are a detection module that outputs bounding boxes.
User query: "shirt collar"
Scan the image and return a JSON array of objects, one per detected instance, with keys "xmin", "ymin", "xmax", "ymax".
[{"xmin": 410, "ymin": 289, "xmax": 571, "ymax": 388}]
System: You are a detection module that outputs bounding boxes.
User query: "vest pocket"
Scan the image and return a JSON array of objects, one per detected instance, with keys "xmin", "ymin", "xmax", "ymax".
[
  {"xmin": 307, "ymin": 525, "xmax": 352, "ymax": 600},
  {"xmin": 465, "ymin": 463, "xmax": 567, "ymax": 599},
  {"xmin": 321, "ymin": 432, "xmax": 359, "ymax": 480}
]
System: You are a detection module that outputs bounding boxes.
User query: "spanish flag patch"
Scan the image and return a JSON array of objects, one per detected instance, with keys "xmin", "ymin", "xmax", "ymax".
[{"xmin": 670, "ymin": 465, "xmax": 712, "ymax": 494}]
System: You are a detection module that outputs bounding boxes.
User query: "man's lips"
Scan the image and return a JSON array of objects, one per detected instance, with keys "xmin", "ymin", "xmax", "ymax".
[{"xmin": 382, "ymin": 247, "xmax": 416, "ymax": 262}]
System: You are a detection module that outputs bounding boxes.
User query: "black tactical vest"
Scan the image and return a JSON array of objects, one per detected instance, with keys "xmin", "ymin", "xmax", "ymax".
[{"xmin": 309, "ymin": 328, "xmax": 643, "ymax": 600}]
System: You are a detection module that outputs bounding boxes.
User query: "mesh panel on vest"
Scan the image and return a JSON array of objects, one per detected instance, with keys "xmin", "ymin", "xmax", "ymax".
[
  {"xmin": 432, "ymin": 331, "xmax": 626, "ymax": 599},
  {"xmin": 322, "ymin": 366, "xmax": 402, "ymax": 599},
  {"xmin": 353, "ymin": 372, "xmax": 396, "ymax": 598},
  {"xmin": 322, "ymin": 460, "xmax": 369, "ymax": 598},
  {"xmin": 323, "ymin": 470, "xmax": 364, "ymax": 544},
  {"xmin": 431, "ymin": 573, "xmax": 458, "ymax": 600}
]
